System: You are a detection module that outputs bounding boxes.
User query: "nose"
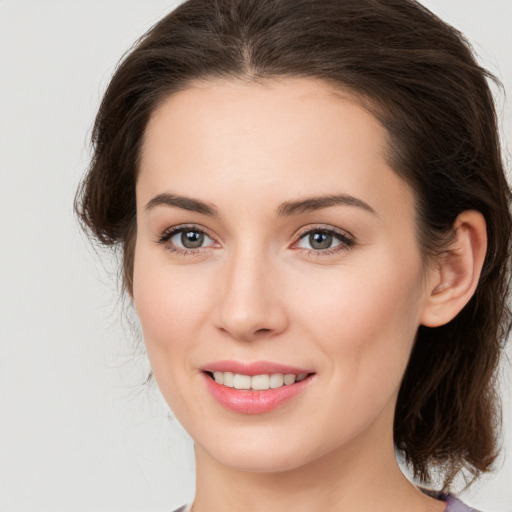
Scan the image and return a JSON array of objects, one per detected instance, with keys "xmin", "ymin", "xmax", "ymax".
[{"xmin": 214, "ymin": 248, "xmax": 289, "ymax": 341}]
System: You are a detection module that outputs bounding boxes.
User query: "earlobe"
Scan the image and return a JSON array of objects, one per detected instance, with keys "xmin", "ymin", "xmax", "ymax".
[{"xmin": 420, "ymin": 211, "xmax": 487, "ymax": 327}]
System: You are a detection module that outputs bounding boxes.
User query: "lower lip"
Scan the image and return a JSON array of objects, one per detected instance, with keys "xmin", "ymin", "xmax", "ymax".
[{"xmin": 202, "ymin": 372, "xmax": 315, "ymax": 414}]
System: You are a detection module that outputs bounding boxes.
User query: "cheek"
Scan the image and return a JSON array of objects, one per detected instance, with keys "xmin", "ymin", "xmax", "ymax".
[
  {"xmin": 133, "ymin": 267, "xmax": 174, "ymax": 348},
  {"xmin": 132, "ymin": 249, "xmax": 217, "ymax": 416},
  {"xmin": 132, "ymin": 246, "xmax": 217, "ymax": 366},
  {"xmin": 299, "ymin": 257, "xmax": 421, "ymax": 324},
  {"xmin": 295, "ymin": 254, "xmax": 424, "ymax": 387},
  {"xmin": 133, "ymin": 233, "xmax": 187, "ymax": 307}
]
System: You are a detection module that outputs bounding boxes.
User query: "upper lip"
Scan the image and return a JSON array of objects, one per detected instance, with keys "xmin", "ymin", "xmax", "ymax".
[{"xmin": 200, "ymin": 360, "xmax": 315, "ymax": 376}]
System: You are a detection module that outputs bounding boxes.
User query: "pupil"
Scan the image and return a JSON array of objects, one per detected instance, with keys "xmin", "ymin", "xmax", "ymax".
[
  {"xmin": 181, "ymin": 231, "xmax": 204, "ymax": 248},
  {"xmin": 310, "ymin": 232, "xmax": 332, "ymax": 250}
]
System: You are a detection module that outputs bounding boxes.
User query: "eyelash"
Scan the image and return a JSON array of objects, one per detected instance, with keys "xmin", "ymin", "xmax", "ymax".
[
  {"xmin": 157, "ymin": 224, "xmax": 217, "ymax": 257},
  {"xmin": 157, "ymin": 224, "xmax": 356, "ymax": 258}
]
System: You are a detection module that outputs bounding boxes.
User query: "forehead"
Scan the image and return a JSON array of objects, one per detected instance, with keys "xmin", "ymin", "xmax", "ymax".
[
  {"xmin": 141, "ymin": 77, "xmax": 386, "ymax": 165},
  {"xmin": 138, "ymin": 77, "xmax": 413, "ymax": 219}
]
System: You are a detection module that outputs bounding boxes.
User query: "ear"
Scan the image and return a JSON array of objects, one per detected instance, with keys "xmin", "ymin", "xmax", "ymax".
[{"xmin": 420, "ymin": 210, "xmax": 487, "ymax": 327}]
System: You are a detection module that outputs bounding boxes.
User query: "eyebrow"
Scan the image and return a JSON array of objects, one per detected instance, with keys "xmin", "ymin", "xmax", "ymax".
[
  {"xmin": 145, "ymin": 193, "xmax": 218, "ymax": 216},
  {"xmin": 276, "ymin": 194, "xmax": 376, "ymax": 217},
  {"xmin": 145, "ymin": 192, "xmax": 376, "ymax": 217}
]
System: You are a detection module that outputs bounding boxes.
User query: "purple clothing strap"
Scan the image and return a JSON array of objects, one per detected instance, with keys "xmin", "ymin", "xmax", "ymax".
[
  {"xmin": 445, "ymin": 494, "xmax": 482, "ymax": 512},
  {"xmin": 421, "ymin": 488, "xmax": 482, "ymax": 512}
]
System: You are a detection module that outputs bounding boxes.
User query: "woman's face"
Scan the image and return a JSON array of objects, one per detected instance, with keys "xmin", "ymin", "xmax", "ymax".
[{"xmin": 133, "ymin": 78, "xmax": 434, "ymax": 473}]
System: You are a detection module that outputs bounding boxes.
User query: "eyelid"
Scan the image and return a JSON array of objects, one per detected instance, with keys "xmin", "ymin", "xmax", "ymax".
[
  {"xmin": 291, "ymin": 224, "xmax": 356, "ymax": 256},
  {"xmin": 293, "ymin": 224, "xmax": 356, "ymax": 247},
  {"xmin": 157, "ymin": 223, "xmax": 356, "ymax": 257},
  {"xmin": 157, "ymin": 223, "xmax": 219, "ymax": 250},
  {"xmin": 294, "ymin": 224, "xmax": 354, "ymax": 240}
]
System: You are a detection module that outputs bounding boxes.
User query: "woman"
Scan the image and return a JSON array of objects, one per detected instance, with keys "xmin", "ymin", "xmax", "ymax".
[{"xmin": 75, "ymin": 0, "xmax": 512, "ymax": 510}]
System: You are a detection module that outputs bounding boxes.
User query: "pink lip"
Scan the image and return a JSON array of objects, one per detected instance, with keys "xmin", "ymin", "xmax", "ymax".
[
  {"xmin": 200, "ymin": 360, "xmax": 314, "ymax": 376},
  {"xmin": 200, "ymin": 360, "xmax": 316, "ymax": 415}
]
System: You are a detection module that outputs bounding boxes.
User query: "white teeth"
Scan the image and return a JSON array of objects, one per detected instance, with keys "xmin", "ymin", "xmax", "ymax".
[
  {"xmin": 284, "ymin": 374, "xmax": 297, "ymax": 385},
  {"xmin": 223, "ymin": 372, "xmax": 234, "ymax": 387},
  {"xmin": 233, "ymin": 374, "xmax": 251, "ymax": 390},
  {"xmin": 269, "ymin": 373, "xmax": 284, "ymax": 388},
  {"xmin": 211, "ymin": 371, "xmax": 310, "ymax": 390},
  {"xmin": 251, "ymin": 374, "xmax": 270, "ymax": 390}
]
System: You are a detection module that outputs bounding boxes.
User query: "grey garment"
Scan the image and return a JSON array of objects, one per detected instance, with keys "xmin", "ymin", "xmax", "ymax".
[{"xmin": 171, "ymin": 507, "xmax": 187, "ymax": 512}]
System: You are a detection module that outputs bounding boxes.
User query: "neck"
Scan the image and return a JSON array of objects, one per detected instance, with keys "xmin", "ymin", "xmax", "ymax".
[{"xmin": 191, "ymin": 417, "xmax": 445, "ymax": 512}]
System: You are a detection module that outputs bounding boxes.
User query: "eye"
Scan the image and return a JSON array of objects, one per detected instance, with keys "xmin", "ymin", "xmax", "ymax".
[
  {"xmin": 294, "ymin": 227, "xmax": 355, "ymax": 256},
  {"xmin": 158, "ymin": 225, "xmax": 217, "ymax": 255}
]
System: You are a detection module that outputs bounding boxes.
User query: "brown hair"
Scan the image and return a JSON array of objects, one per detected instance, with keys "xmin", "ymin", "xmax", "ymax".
[{"xmin": 75, "ymin": 0, "xmax": 512, "ymax": 489}]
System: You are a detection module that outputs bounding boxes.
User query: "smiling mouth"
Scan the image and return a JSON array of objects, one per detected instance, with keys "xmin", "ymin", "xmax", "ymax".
[{"xmin": 204, "ymin": 371, "xmax": 314, "ymax": 391}]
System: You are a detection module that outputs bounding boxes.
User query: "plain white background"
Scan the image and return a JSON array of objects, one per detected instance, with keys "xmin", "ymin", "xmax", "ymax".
[{"xmin": 0, "ymin": 1, "xmax": 510, "ymax": 511}]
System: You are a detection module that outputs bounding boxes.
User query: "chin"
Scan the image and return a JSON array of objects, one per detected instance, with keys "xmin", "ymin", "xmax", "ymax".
[
  {"xmin": 197, "ymin": 433, "xmax": 324, "ymax": 474},
  {"xmin": 217, "ymin": 452, "xmax": 306, "ymax": 474}
]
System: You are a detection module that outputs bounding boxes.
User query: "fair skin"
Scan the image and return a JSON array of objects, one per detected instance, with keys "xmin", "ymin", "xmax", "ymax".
[{"xmin": 132, "ymin": 77, "xmax": 486, "ymax": 512}]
